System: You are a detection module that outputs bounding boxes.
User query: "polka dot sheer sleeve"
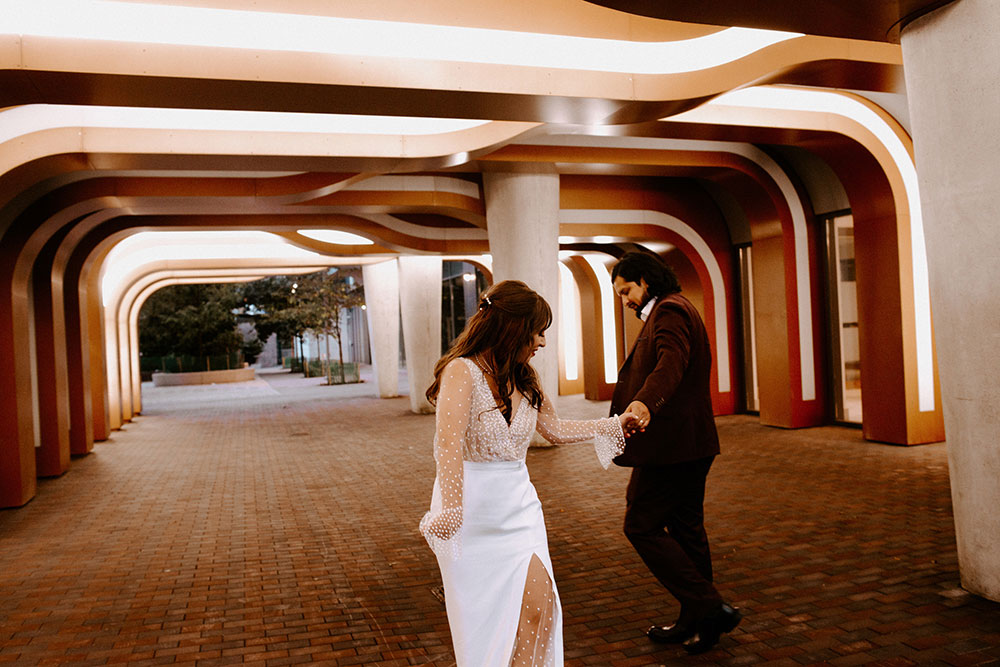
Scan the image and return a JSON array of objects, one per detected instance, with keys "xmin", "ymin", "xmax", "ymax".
[
  {"xmin": 419, "ymin": 359, "xmax": 472, "ymax": 560},
  {"xmin": 534, "ymin": 394, "xmax": 626, "ymax": 469}
]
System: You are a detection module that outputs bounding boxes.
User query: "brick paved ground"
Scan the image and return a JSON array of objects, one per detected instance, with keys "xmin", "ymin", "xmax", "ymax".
[{"xmin": 2, "ymin": 370, "xmax": 999, "ymax": 666}]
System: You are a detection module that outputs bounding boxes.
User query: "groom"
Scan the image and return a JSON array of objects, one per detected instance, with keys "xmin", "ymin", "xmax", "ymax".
[{"xmin": 611, "ymin": 250, "xmax": 741, "ymax": 655}]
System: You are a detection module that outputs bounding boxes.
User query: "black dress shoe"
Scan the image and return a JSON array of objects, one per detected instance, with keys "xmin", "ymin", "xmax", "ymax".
[
  {"xmin": 646, "ymin": 622, "xmax": 695, "ymax": 644},
  {"xmin": 682, "ymin": 603, "xmax": 742, "ymax": 655}
]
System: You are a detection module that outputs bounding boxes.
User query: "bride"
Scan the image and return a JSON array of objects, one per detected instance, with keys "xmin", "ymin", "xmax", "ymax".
[{"xmin": 420, "ymin": 280, "xmax": 635, "ymax": 666}]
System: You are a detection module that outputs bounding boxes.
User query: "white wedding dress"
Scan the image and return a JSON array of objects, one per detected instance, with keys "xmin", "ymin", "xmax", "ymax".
[{"xmin": 420, "ymin": 358, "xmax": 625, "ymax": 667}]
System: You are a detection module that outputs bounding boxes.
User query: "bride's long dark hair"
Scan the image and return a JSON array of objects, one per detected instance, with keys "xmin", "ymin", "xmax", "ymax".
[{"xmin": 426, "ymin": 280, "xmax": 552, "ymax": 415}]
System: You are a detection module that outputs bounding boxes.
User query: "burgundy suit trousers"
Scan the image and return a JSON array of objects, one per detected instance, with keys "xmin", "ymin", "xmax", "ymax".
[{"xmin": 623, "ymin": 456, "xmax": 723, "ymax": 621}]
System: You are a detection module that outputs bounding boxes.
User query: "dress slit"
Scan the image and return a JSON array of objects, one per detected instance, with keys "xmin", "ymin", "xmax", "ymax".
[{"xmin": 508, "ymin": 552, "xmax": 558, "ymax": 666}]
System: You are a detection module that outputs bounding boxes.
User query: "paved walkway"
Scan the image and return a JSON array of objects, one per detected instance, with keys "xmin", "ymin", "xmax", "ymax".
[{"xmin": 1, "ymin": 371, "xmax": 999, "ymax": 666}]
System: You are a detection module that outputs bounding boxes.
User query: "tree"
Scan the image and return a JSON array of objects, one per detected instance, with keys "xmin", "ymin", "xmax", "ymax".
[
  {"xmin": 239, "ymin": 276, "xmax": 308, "ymax": 371},
  {"xmin": 290, "ymin": 269, "xmax": 365, "ymax": 384},
  {"xmin": 239, "ymin": 270, "xmax": 364, "ymax": 381},
  {"xmin": 237, "ymin": 323, "xmax": 264, "ymax": 364},
  {"xmin": 241, "ymin": 277, "xmax": 294, "ymax": 348},
  {"xmin": 139, "ymin": 283, "xmax": 244, "ymax": 370}
]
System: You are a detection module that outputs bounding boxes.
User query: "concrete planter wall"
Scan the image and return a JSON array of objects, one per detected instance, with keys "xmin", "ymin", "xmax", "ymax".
[{"xmin": 152, "ymin": 368, "xmax": 256, "ymax": 386}]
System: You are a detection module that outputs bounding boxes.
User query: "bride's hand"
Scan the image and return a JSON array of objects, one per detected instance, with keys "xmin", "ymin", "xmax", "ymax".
[
  {"xmin": 420, "ymin": 510, "xmax": 462, "ymax": 541},
  {"xmin": 619, "ymin": 412, "xmax": 643, "ymax": 437}
]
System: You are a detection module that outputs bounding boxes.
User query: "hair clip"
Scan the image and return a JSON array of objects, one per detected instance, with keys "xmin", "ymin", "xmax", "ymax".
[{"xmin": 479, "ymin": 295, "xmax": 492, "ymax": 310}]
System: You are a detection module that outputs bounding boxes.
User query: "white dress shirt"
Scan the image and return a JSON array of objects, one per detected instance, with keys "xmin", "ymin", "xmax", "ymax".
[{"xmin": 639, "ymin": 296, "xmax": 658, "ymax": 322}]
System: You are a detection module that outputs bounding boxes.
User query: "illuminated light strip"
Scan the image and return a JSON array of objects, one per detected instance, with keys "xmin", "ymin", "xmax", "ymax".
[
  {"xmin": 101, "ymin": 231, "xmax": 332, "ymax": 307},
  {"xmin": 581, "ymin": 254, "xmax": 618, "ymax": 384},
  {"xmin": 0, "ymin": 105, "xmax": 488, "ymax": 144},
  {"xmin": 298, "ymin": 230, "xmax": 374, "ymax": 245},
  {"xmin": 558, "ymin": 262, "xmax": 581, "ymax": 382},
  {"xmin": 3, "ymin": 1, "xmax": 801, "ymax": 75},
  {"xmin": 562, "ymin": 209, "xmax": 732, "ymax": 394},
  {"xmin": 345, "ymin": 176, "xmax": 481, "ymax": 199},
  {"xmin": 676, "ymin": 86, "xmax": 934, "ymax": 412}
]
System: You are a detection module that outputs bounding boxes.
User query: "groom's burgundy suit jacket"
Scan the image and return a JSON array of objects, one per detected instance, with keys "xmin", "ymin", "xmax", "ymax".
[{"xmin": 610, "ymin": 292, "xmax": 719, "ymax": 467}]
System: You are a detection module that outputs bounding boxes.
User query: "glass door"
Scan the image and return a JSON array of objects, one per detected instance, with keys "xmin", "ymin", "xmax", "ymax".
[
  {"xmin": 738, "ymin": 245, "xmax": 759, "ymax": 412},
  {"xmin": 825, "ymin": 213, "xmax": 862, "ymax": 423}
]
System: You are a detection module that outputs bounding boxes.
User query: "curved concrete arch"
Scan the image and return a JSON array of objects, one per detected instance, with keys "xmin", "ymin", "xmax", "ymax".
[
  {"xmin": 438, "ymin": 255, "xmax": 494, "ymax": 284},
  {"xmin": 323, "ymin": 176, "xmax": 485, "ymax": 227},
  {"xmin": 290, "ymin": 192, "xmax": 484, "ymax": 228},
  {"xmin": 521, "ymin": 132, "xmax": 814, "ymax": 400},
  {"xmin": 0, "ymin": 125, "xmax": 884, "ymax": 506},
  {"xmin": 485, "ymin": 143, "xmax": 818, "ymax": 425},
  {"xmin": 123, "ymin": 267, "xmax": 347, "ymax": 414},
  {"xmin": 101, "ymin": 232, "xmax": 377, "ymax": 422},
  {"xmin": 121, "ymin": 210, "xmax": 484, "ymax": 254},
  {"xmin": 15, "ymin": 179, "xmax": 496, "ymax": 474},
  {"xmin": 560, "ymin": 209, "xmax": 732, "ymax": 395},
  {"xmin": 2, "ymin": 173, "xmax": 482, "ymax": 435},
  {"xmin": 562, "ymin": 253, "xmax": 617, "ymax": 401},
  {"xmin": 1, "ymin": 5, "xmax": 901, "ymax": 123},
  {"xmin": 0, "ymin": 3, "xmax": 951, "ymax": 512},
  {"xmin": 685, "ymin": 86, "xmax": 928, "ymax": 386},
  {"xmin": 2, "ymin": 169, "xmax": 490, "ymax": 263},
  {"xmin": 663, "ymin": 84, "xmax": 943, "ymax": 443},
  {"xmin": 102, "ymin": 232, "xmax": 353, "ymax": 306},
  {"xmin": 3, "ymin": 170, "xmax": 495, "ymax": 457},
  {"xmin": 6, "ymin": 177, "xmax": 492, "ymax": 500},
  {"xmin": 556, "ymin": 260, "xmax": 584, "ymax": 395},
  {"xmin": 123, "ymin": 259, "xmax": 384, "ymax": 374},
  {"xmin": 26, "ymin": 219, "xmax": 381, "ymax": 480},
  {"xmin": 0, "ymin": 105, "xmax": 538, "ymax": 184},
  {"xmin": 37, "ymin": 199, "xmax": 483, "ymax": 259},
  {"xmin": 0, "ymin": 90, "xmax": 916, "ymax": 486},
  {"xmin": 115, "ymin": 272, "xmax": 264, "ymax": 420},
  {"xmin": 484, "ymin": 111, "xmax": 936, "ymax": 442},
  {"xmin": 103, "ymin": 226, "xmax": 494, "ymax": 421},
  {"xmin": 0, "ymin": 108, "xmax": 539, "ymax": 223},
  {"xmin": 557, "ymin": 230, "xmax": 736, "ymax": 415},
  {"xmin": 350, "ymin": 215, "xmax": 487, "ymax": 242},
  {"xmin": 342, "ymin": 175, "xmax": 481, "ymax": 200}
]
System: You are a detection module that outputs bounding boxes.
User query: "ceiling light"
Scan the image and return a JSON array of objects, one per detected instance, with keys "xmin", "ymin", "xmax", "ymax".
[
  {"xmin": 6, "ymin": 1, "xmax": 801, "ymax": 75},
  {"xmin": 298, "ymin": 230, "xmax": 374, "ymax": 245}
]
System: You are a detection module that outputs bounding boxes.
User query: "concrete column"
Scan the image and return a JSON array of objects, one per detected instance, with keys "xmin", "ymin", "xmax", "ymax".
[
  {"xmin": 398, "ymin": 256, "xmax": 442, "ymax": 413},
  {"xmin": 483, "ymin": 171, "xmax": 561, "ymax": 400},
  {"xmin": 901, "ymin": 0, "xmax": 1000, "ymax": 601},
  {"xmin": 362, "ymin": 259, "xmax": 400, "ymax": 398}
]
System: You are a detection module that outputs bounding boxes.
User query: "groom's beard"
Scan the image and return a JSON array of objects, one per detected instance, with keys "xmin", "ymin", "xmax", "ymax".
[{"xmin": 634, "ymin": 296, "xmax": 652, "ymax": 320}]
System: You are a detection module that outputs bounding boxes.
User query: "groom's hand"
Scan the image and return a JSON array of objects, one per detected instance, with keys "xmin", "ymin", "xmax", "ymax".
[{"xmin": 624, "ymin": 401, "xmax": 651, "ymax": 432}]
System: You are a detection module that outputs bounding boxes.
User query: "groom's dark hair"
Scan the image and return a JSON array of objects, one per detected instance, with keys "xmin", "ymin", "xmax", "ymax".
[{"xmin": 611, "ymin": 251, "xmax": 681, "ymax": 298}]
